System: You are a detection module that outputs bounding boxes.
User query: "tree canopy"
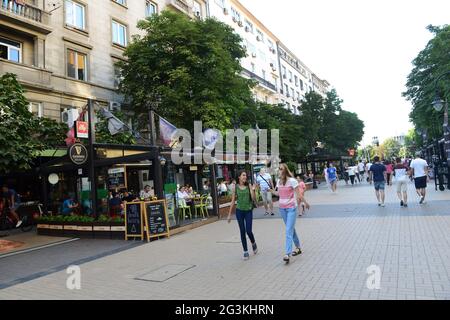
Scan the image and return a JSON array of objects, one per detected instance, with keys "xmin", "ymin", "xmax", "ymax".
[
  {"xmin": 0, "ymin": 73, "xmax": 67, "ymax": 174},
  {"xmin": 118, "ymin": 10, "xmax": 254, "ymax": 132},
  {"xmin": 403, "ymin": 25, "xmax": 450, "ymax": 140}
]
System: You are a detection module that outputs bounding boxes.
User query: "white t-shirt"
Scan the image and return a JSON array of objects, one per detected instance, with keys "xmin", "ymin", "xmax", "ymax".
[
  {"xmin": 410, "ymin": 158, "xmax": 428, "ymax": 178},
  {"xmin": 366, "ymin": 163, "xmax": 372, "ymax": 171},
  {"xmin": 347, "ymin": 167, "xmax": 356, "ymax": 176},
  {"xmin": 358, "ymin": 163, "xmax": 365, "ymax": 172}
]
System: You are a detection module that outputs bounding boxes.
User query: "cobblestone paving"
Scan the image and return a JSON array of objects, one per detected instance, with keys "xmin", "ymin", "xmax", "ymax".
[{"xmin": 1, "ymin": 181, "xmax": 449, "ymax": 300}]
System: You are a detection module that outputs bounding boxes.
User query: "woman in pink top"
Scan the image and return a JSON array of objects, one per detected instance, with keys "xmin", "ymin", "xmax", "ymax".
[
  {"xmin": 269, "ymin": 163, "xmax": 303, "ymax": 264},
  {"xmin": 385, "ymin": 161, "xmax": 394, "ymax": 186}
]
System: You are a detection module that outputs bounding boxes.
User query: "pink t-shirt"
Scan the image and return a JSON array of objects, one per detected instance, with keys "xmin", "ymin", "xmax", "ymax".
[
  {"xmin": 277, "ymin": 178, "xmax": 299, "ymax": 209},
  {"xmin": 298, "ymin": 181, "xmax": 306, "ymax": 195},
  {"xmin": 386, "ymin": 164, "xmax": 393, "ymax": 174}
]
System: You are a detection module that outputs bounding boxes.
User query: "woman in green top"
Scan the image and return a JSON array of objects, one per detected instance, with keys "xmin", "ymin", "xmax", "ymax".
[{"xmin": 227, "ymin": 170, "xmax": 258, "ymax": 260}]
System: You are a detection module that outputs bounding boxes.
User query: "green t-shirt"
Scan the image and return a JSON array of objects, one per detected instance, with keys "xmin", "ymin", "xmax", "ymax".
[{"xmin": 235, "ymin": 185, "xmax": 253, "ymax": 211}]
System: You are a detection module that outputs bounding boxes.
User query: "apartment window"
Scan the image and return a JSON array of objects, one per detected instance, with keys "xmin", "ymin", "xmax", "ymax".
[
  {"xmin": 296, "ymin": 91, "xmax": 300, "ymax": 100},
  {"xmin": 112, "ymin": 20, "xmax": 127, "ymax": 47},
  {"xmin": 300, "ymin": 79, "xmax": 304, "ymax": 91},
  {"xmin": 294, "ymin": 75, "xmax": 298, "ymax": 86},
  {"xmin": 114, "ymin": 0, "xmax": 126, "ymax": 5},
  {"xmin": 286, "ymin": 102, "xmax": 290, "ymax": 110},
  {"xmin": 267, "ymin": 40, "xmax": 274, "ymax": 50},
  {"xmin": 262, "ymin": 69, "xmax": 266, "ymax": 80},
  {"xmin": 272, "ymin": 76, "xmax": 277, "ymax": 89},
  {"xmin": 256, "ymin": 30, "xmax": 264, "ymax": 43},
  {"xmin": 291, "ymin": 88, "xmax": 294, "ymax": 98},
  {"xmin": 289, "ymin": 71, "xmax": 293, "ymax": 82},
  {"xmin": 284, "ymin": 84, "xmax": 289, "ymax": 96},
  {"xmin": 145, "ymin": 1, "xmax": 158, "ymax": 16},
  {"xmin": 282, "ymin": 66, "xmax": 287, "ymax": 78},
  {"xmin": 29, "ymin": 102, "xmax": 43, "ymax": 118},
  {"xmin": 65, "ymin": 0, "xmax": 86, "ymax": 30},
  {"xmin": 0, "ymin": 37, "xmax": 21, "ymax": 63},
  {"xmin": 67, "ymin": 49, "xmax": 87, "ymax": 81},
  {"xmin": 193, "ymin": 0, "xmax": 202, "ymax": 17},
  {"xmin": 248, "ymin": 42, "xmax": 256, "ymax": 57},
  {"xmin": 258, "ymin": 50, "xmax": 266, "ymax": 62},
  {"xmin": 244, "ymin": 19, "xmax": 253, "ymax": 33}
]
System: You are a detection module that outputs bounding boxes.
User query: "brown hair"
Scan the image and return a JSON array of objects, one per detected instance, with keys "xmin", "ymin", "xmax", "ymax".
[{"xmin": 279, "ymin": 163, "xmax": 294, "ymax": 186}]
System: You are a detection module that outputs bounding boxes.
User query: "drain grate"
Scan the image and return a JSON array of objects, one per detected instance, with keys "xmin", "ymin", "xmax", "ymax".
[{"xmin": 135, "ymin": 264, "xmax": 196, "ymax": 282}]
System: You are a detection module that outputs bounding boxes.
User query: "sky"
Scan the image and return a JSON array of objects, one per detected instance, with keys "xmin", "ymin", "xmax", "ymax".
[{"xmin": 240, "ymin": 0, "xmax": 449, "ymax": 146}]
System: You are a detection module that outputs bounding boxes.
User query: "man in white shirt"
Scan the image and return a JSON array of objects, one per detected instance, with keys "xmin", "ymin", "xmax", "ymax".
[
  {"xmin": 365, "ymin": 162, "xmax": 373, "ymax": 183},
  {"xmin": 358, "ymin": 161, "xmax": 366, "ymax": 182},
  {"xmin": 409, "ymin": 152, "xmax": 429, "ymax": 204},
  {"xmin": 256, "ymin": 168, "xmax": 274, "ymax": 216}
]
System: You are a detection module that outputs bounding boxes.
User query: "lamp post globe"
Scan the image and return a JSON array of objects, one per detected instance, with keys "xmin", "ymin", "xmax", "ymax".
[{"xmin": 432, "ymin": 95, "xmax": 444, "ymax": 112}]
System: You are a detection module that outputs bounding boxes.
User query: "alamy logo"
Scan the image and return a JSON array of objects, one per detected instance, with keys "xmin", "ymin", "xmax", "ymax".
[
  {"xmin": 66, "ymin": 265, "xmax": 81, "ymax": 290},
  {"xmin": 366, "ymin": 265, "xmax": 381, "ymax": 290}
]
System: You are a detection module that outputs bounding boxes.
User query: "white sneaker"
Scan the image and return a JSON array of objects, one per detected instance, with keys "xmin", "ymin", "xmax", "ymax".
[
  {"xmin": 15, "ymin": 220, "xmax": 23, "ymax": 228},
  {"xmin": 381, "ymin": 203, "xmax": 385, "ymax": 207}
]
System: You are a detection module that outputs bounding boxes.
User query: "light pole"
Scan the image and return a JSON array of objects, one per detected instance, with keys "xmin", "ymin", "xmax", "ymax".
[{"xmin": 431, "ymin": 70, "xmax": 450, "ymax": 190}]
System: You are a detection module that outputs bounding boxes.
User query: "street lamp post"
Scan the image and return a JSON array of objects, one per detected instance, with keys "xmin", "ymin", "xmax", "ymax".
[{"xmin": 431, "ymin": 70, "xmax": 450, "ymax": 190}]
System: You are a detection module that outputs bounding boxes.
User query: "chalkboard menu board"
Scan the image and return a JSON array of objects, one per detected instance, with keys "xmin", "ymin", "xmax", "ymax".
[
  {"xmin": 108, "ymin": 167, "xmax": 126, "ymax": 190},
  {"xmin": 144, "ymin": 200, "xmax": 170, "ymax": 241},
  {"xmin": 125, "ymin": 202, "xmax": 144, "ymax": 240}
]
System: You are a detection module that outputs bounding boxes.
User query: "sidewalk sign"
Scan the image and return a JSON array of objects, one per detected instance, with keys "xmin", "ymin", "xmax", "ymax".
[
  {"xmin": 143, "ymin": 200, "xmax": 170, "ymax": 242},
  {"xmin": 124, "ymin": 202, "xmax": 144, "ymax": 241}
]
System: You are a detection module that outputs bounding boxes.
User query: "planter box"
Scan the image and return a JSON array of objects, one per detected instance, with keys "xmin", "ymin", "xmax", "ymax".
[
  {"xmin": 37, "ymin": 222, "xmax": 65, "ymax": 236},
  {"xmin": 93, "ymin": 223, "xmax": 111, "ymax": 239},
  {"xmin": 63, "ymin": 224, "xmax": 79, "ymax": 238},
  {"xmin": 110, "ymin": 223, "xmax": 125, "ymax": 239}
]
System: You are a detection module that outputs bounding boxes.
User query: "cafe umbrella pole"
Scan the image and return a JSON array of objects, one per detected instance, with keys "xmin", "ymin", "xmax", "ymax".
[{"xmin": 88, "ymin": 98, "xmax": 98, "ymax": 218}]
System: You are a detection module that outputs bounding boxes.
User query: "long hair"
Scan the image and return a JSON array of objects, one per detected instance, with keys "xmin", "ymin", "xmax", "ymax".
[
  {"xmin": 279, "ymin": 163, "xmax": 294, "ymax": 186},
  {"xmin": 236, "ymin": 170, "xmax": 249, "ymax": 187}
]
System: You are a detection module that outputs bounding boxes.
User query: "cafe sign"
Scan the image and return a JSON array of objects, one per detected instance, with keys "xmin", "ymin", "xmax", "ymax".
[
  {"xmin": 75, "ymin": 121, "xmax": 89, "ymax": 139},
  {"xmin": 69, "ymin": 143, "xmax": 88, "ymax": 165}
]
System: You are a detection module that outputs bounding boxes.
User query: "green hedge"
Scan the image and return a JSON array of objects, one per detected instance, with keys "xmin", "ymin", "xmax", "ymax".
[{"xmin": 38, "ymin": 215, "xmax": 124, "ymax": 224}]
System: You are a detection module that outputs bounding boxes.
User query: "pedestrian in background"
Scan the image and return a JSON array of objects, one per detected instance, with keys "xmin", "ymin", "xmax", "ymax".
[
  {"xmin": 227, "ymin": 170, "xmax": 258, "ymax": 261},
  {"xmin": 410, "ymin": 152, "xmax": 429, "ymax": 204},
  {"xmin": 369, "ymin": 156, "xmax": 387, "ymax": 207},
  {"xmin": 385, "ymin": 161, "xmax": 394, "ymax": 186},
  {"xmin": 269, "ymin": 163, "xmax": 303, "ymax": 264},
  {"xmin": 327, "ymin": 163, "xmax": 338, "ymax": 193},
  {"xmin": 393, "ymin": 157, "xmax": 410, "ymax": 207}
]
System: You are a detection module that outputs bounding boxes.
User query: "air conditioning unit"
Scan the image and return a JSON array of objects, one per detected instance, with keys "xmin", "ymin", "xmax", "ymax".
[
  {"xmin": 61, "ymin": 108, "xmax": 79, "ymax": 128},
  {"xmin": 238, "ymin": 21, "xmax": 243, "ymax": 27},
  {"xmin": 232, "ymin": 16, "xmax": 237, "ymax": 22},
  {"xmin": 223, "ymin": 8, "xmax": 229, "ymax": 15},
  {"xmin": 109, "ymin": 101, "xmax": 122, "ymax": 112}
]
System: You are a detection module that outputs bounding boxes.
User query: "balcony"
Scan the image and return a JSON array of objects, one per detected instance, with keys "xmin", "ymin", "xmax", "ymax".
[
  {"xmin": 0, "ymin": 0, "xmax": 52, "ymax": 35},
  {"xmin": 241, "ymin": 68, "xmax": 277, "ymax": 93},
  {"xmin": 167, "ymin": 0, "xmax": 191, "ymax": 14},
  {"xmin": 0, "ymin": 58, "xmax": 52, "ymax": 90}
]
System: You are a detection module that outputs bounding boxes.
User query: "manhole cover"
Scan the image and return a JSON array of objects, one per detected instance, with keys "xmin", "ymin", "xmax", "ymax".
[{"xmin": 135, "ymin": 264, "xmax": 195, "ymax": 282}]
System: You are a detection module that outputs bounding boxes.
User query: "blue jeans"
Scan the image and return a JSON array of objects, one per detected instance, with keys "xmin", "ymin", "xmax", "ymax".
[
  {"xmin": 279, "ymin": 207, "xmax": 301, "ymax": 255},
  {"xmin": 236, "ymin": 209, "xmax": 255, "ymax": 252}
]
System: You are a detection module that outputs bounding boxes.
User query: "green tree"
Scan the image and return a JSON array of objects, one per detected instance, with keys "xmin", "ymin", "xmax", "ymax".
[
  {"xmin": 118, "ymin": 11, "xmax": 254, "ymax": 132},
  {"xmin": 403, "ymin": 25, "xmax": 450, "ymax": 140},
  {"xmin": 298, "ymin": 92, "xmax": 325, "ymax": 156},
  {"xmin": 0, "ymin": 73, "xmax": 67, "ymax": 174},
  {"xmin": 381, "ymin": 138, "xmax": 401, "ymax": 160},
  {"xmin": 95, "ymin": 110, "xmax": 136, "ymax": 144}
]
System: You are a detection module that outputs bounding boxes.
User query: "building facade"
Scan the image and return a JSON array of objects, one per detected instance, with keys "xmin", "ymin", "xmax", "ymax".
[
  {"xmin": 209, "ymin": 0, "xmax": 280, "ymax": 105},
  {"xmin": 0, "ymin": 0, "xmax": 208, "ymax": 124}
]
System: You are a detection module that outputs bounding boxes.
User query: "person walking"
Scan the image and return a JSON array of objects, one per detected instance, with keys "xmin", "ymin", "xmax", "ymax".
[
  {"xmin": 410, "ymin": 152, "xmax": 429, "ymax": 204},
  {"xmin": 369, "ymin": 156, "xmax": 387, "ymax": 207},
  {"xmin": 365, "ymin": 161, "xmax": 373, "ymax": 183},
  {"xmin": 385, "ymin": 161, "xmax": 394, "ymax": 186},
  {"xmin": 323, "ymin": 164, "xmax": 330, "ymax": 191},
  {"xmin": 296, "ymin": 175, "xmax": 310, "ymax": 216},
  {"xmin": 348, "ymin": 165, "xmax": 356, "ymax": 186},
  {"xmin": 256, "ymin": 167, "xmax": 274, "ymax": 216},
  {"xmin": 327, "ymin": 162, "xmax": 338, "ymax": 192},
  {"xmin": 227, "ymin": 170, "xmax": 258, "ymax": 260},
  {"xmin": 269, "ymin": 163, "xmax": 303, "ymax": 264},
  {"xmin": 393, "ymin": 157, "xmax": 410, "ymax": 207},
  {"xmin": 357, "ymin": 160, "xmax": 365, "ymax": 182}
]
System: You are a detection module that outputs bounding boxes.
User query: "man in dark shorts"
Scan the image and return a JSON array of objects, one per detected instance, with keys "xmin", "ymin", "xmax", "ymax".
[
  {"xmin": 409, "ymin": 152, "xmax": 429, "ymax": 204},
  {"xmin": 369, "ymin": 156, "xmax": 387, "ymax": 207}
]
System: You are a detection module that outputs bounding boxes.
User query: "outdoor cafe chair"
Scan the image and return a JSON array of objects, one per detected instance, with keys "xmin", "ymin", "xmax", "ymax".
[{"xmin": 178, "ymin": 198, "xmax": 192, "ymax": 222}]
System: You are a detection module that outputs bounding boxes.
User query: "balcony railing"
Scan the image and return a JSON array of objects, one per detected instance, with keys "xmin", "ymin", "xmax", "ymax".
[
  {"xmin": 168, "ymin": 0, "xmax": 190, "ymax": 13},
  {"xmin": 241, "ymin": 68, "xmax": 277, "ymax": 92},
  {"xmin": 1, "ymin": 0, "xmax": 43, "ymax": 23}
]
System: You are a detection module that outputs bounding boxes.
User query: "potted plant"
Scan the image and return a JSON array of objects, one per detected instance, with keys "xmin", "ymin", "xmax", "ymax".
[
  {"xmin": 93, "ymin": 215, "xmax": 112, "ymax": 239},
  {"xmin": 110, "ymin": 215, "xmax": 125, "ymax": 239}
]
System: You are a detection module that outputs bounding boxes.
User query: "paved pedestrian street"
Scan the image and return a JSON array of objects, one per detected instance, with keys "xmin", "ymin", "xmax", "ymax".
[{"xmin": 1, "ymin": 181, "xmax": 450, "ymax": 300}]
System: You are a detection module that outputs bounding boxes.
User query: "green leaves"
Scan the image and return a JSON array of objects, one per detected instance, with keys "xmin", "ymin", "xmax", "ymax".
[
  {"xmin": 0, "ymin": 73, "xmax": 67, "ymax": 174},
  {"xmin": 403, "ymin": 25, "xmax": 450, "ymax": 140}
]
